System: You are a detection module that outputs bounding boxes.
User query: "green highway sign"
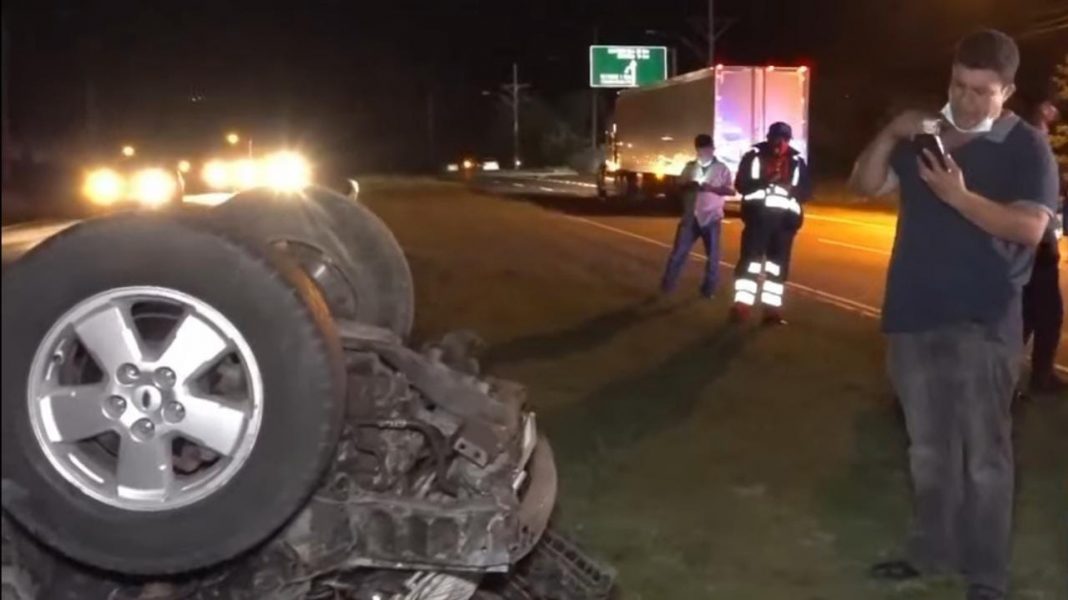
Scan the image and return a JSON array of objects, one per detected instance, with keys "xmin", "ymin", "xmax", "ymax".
[{"xmin": 589, "ymin": 45, "xmax": 668, "ymax": 88}]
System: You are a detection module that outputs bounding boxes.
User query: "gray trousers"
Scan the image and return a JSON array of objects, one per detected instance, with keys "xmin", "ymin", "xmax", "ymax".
[{"xmin": 886, "ymin": 323, "xmax": 1020, "ymax": 593}]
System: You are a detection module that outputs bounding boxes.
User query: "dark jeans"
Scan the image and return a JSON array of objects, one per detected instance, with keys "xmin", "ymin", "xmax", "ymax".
[
  {"xmin": 886, "ymin": 323, "xmax": 1019, "ymax": 593},
  {"xmin": 1022, "ymin": 239, "xmax": 1063, "ymax": 379},
  {"xmin": 661, "ymin": 216, "xmax": 721, "ymax": 297}
]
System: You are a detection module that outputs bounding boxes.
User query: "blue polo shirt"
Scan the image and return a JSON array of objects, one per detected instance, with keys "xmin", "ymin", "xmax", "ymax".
[{"xmin": 882, "ymin": 114, "xmax": 1060, "ymax": 343}]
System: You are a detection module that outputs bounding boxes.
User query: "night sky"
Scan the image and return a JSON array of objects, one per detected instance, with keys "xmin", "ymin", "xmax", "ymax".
[{"xmin": 3, "ymin": 0, "xmax": 1066, "ymax": 173}]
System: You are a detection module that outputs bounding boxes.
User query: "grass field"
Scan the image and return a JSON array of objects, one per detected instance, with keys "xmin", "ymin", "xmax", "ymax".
[{"xmin": 363, "ymin": 180, "xmax": 1068, "ymax": 600}]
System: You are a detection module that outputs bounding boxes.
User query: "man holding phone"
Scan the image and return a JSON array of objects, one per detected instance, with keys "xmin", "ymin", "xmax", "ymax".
[
  {"xmin": 660, "ymin": 134, "xmax": 734, "ymax": 298},
  {"xmin": 850, "ymin": 31, "xmax": 1059, "ymax": 600}
]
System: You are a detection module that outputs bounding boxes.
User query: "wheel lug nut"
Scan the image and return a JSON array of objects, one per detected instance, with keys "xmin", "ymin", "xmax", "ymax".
[
  {"xmin": 163, "ymin": 401, "xmax": 186, "ymax": 423},
  {"xmin": 118, "ymin": 363, "xmax": 140, "ymax": 383},
  {"xmin": 104, "ymin": 395, "xmax": 127, "ymax": 418},
  {"xmin": 155, "ymin": 367, "xmax": 177, "ymax": 389},
  {"xmin": 132, "ymin": 419, "xmax": 155, "ymax": 440}
]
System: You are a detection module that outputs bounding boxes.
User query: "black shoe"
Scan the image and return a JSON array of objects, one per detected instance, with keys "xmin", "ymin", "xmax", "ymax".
[
  {"xmin": 869, "ymin": 560, "xmax": 922, "ymax": 582},
  {"xmin": 966, "ymin": 584, "xmax": 1005, "ymax": 600}
]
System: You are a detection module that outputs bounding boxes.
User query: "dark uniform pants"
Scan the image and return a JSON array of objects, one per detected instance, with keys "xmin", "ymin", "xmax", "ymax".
[
  {"xmin": 733, "ymin": 204, "xmax": 798, "ymax": 308},
  {"xmin": 1022, "ymin": 238, "xmax": 1063, "ymax": 379}
]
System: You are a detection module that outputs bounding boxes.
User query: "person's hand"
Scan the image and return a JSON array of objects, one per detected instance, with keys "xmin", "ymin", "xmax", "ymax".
[
  {"xmin": 917, "ymin": 150, "xmax": 966, "ymax": 205},
  {"xmin": 886, "ymin": 110, "xmax": 934, "ymax": 140}
]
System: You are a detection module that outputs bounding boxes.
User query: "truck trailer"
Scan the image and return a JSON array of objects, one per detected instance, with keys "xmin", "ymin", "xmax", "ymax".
[{"xmin": 601, "ymin": 65, "xmax": 810, "ymax": 203}]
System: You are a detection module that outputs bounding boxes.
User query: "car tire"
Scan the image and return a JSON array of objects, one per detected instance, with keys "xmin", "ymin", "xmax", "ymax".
[
  {"xmin": 210, "ymin": 186, "xmax": 415, "ymax": 338},
  {"xmin": 1, "ymin": 213, "xmax": 345, "ymax": 575}
]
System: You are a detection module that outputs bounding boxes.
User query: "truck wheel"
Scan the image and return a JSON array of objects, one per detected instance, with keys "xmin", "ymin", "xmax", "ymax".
[
  {"xmin": 211, "ymin": 186, "xmax": 415, "ymax": 338},
  {"xmin": 1, "ymin": 213, "xmax": 345, "ymax": 575},
  {"xmin": 622, "ymin": 172, "xmax": 643, "ymax": 205}
]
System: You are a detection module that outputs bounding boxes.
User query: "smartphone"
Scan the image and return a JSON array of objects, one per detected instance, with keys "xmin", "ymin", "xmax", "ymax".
[{"xmin": 914, "ymin": 133, "xmax": 948, "ymax": 170}]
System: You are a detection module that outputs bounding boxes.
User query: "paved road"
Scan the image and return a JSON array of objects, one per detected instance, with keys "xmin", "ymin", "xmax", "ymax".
[
  {"xmin": 476, "ymin": 174, "xmax": 1068, "ymax": 373},
  {"xmin": 3, "ymin": 179, "xmax": 1067, "ymax": 374},
  {"xmin": 4, "ymin": 177, "xmax": 1067, "ymax": 374}
]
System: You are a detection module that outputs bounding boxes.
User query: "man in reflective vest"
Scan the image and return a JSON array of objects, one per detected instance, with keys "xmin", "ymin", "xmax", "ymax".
[{"xmin": 730, "ymin": 122, "xmax": 812, "ymax": 324}]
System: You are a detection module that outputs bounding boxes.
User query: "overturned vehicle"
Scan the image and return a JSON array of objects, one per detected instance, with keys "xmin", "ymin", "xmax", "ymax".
[{"xmin": 0, "ymin": 186, "xmax": 614, "ymax": 599}]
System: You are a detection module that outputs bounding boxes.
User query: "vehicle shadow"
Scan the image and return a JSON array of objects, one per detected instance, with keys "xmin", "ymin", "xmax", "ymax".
[
  {"xmin": 544, "ymin": 323, "xmax": 750, "ymax": 461},
  {"xmin": 483, "ymin": 297, "xmax": 684, "ymax": 369}
]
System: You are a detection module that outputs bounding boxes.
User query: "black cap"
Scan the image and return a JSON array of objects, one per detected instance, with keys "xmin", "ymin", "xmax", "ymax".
[
  {"xmin": 767, "ymin": 122, "xmax": 793, "ymax": 140},
  {"xmin": 694, "ymin": 134, "xmax": 713, "ymax": 148}
]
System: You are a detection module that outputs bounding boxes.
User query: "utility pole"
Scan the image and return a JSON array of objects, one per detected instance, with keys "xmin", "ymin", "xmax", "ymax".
[
  {"xmin": 499, "ymin": 62, "xmax": 529, "ymax": 169},
  {"xmin": 79, "ymin": 32, "xmax": 101, "ymax": 147},
  {"xmin": 591, "ymin": 25, "xmax": 598, "ymax": 151},
  {"xmin": 427, "ymin": 91, "xmax": 435, "ymax": 168},
  {"xmin": 1, "ymin": 15, "xmax": 10, "ymax": 182},
  {"xmin": 511, "ymin": 63, "xmax": 520, "ymax": 169},
  {"xmin": 708, "ymin": 0, "xmax": 715, "ymax": 66}
]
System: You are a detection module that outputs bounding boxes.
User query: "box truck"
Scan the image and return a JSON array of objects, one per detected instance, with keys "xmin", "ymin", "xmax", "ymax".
[{"xmin": 601, "ymin": 65, "xmax": 810, "ymax": 203}]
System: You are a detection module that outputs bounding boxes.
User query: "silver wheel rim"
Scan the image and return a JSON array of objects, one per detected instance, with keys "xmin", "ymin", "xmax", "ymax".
[{"xmin": 26, "ymin": 286, "xmax": 264, "ymax": 512}]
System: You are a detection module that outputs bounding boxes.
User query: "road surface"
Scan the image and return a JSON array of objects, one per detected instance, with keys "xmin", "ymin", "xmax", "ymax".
[
  {"xmin": 3, "ymin": 180, "xmax": 1065, "ymax": 371},
  {"xmin": 474, "ymin": 173, "xmax": 1068, "ymax": 373}
]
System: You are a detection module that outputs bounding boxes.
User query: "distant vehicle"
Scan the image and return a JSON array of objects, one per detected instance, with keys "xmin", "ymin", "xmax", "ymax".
[
  {"xmin": 445, "ymin": 158, "xmax": 501, "ymax": 174},
  {"xmin": 80, "ymin": 151, "xmax": 314, "ymax": 210},
  {"xmin": 601, "ymin": 65, "xmax": 811, "ymax": 203}
]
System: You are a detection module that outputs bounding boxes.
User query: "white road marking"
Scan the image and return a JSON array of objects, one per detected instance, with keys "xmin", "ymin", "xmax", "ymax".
[
  {"xmin": 562, "ymin": 214, "xmax": 1067, "ymax": 374},
  {"xmin": 564, "ymin": 215, "xmax": 883, "ymax": 319},
  {"xmin": 818, "ymin": 238, "xmax": 892, "ymax": 256},
  {"xmin": 538, "ymin": 186, "xmax": 556, "ymax": 192}
]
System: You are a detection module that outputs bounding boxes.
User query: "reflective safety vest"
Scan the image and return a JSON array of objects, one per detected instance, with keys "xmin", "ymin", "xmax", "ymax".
[{"xmin": 741, "ymin": 154, "xmax": 803, "ymax": 215}]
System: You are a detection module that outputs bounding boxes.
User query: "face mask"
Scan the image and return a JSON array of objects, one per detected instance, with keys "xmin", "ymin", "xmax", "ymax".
[
  {"xmin": 697, "ymin": 158, "xmax": 713, "ymax": 167},
  {"xmin": 941, "ymin": 103, "xmax": 994, "ymax": 134}
]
